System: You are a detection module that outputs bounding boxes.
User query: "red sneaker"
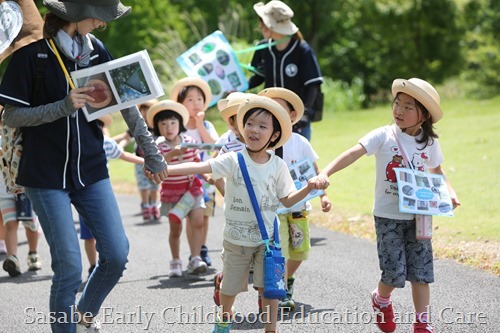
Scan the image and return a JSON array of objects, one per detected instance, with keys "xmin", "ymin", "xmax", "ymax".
[
  {"xmin": 142, "ymin": 205, "xmax": 151, "ymax": 221},
  {"xmin": 371, "ymin": 291, "xmax": 396, "ymax": 332},
  {"xmin": 151, "ymin": 206, "xmax": 160, "ymax": 221},
  {"xmin": 413, "ymin": 322, "xmax": 434, "ymax": 333},
  {"xmin": 213, "ymin": 272, "xmax": 223, "ymax": 306}
]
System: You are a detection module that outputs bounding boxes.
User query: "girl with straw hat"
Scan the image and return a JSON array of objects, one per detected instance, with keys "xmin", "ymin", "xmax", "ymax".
[{"xmin": 315, "ymin": 78, "xmax": 460, "ymax": 333}]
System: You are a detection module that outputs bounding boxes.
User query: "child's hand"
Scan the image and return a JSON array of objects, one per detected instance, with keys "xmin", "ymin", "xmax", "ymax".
[
  {"xmin": 194, "ymin": 111, "xmax": 206, "ymax": 128},
  {"xmin": 320, "ymin": 195, "xmax": 332, "ymax": 213},
  {"xmin": 308, "ymin": 174, "xmax": 330, "ymax": 190},
  {"xmin": 173, "ymin": 145, "xmax": 187, "ymax": 156}
]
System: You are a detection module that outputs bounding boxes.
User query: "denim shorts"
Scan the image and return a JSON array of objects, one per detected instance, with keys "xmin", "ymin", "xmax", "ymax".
[
  {"xmin": 374, "ymin": 216, "xmax": 434, "ymax": 288},
  {"xmin": 135, "ymin": 164, "xmax": 160, "ymax": 191},
  {"xmin": 0, "ymin": 195, "xmax": 38, "ymax": 231}
]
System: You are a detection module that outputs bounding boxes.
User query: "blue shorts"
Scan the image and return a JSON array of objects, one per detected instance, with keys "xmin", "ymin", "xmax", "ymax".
[{"xmin": 374, "ymin": 216, "xmax": 434, "ymax": 288}]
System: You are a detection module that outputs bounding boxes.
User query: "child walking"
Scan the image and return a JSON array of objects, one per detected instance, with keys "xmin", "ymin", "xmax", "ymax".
[
  {"xmin": 316, "ymin": 78, "xmax": 460, "ymax": 333},
  {"xmin": 171, "ymin": 77, "xmax": 219, "ymax": 266},
  {"xmin": 166, "ymin": 95, "xmax": 326, "ymax": 333},
  {"xmin": 147, "ymin": 100, "xmax": 207, "ymax": 276}
]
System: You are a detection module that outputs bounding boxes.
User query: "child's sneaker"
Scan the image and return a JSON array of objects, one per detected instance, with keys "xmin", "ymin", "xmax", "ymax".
[
  {"xmin": 187, "ymin": 256, "xmax": 207, "ymax": 274},
  {"xmin": 142, "ymin": 204, "xmax": 151, "ymax": 222},
  {"xmin": 413, "ymin": 322, "xmax": 434, "ymax": 333},
  {"xmin": 212, "ymin": 307, "xmax": 234, "ymax": 333},
  {"xmin": 200, "ymin": 245, "xmax": 212, "ymax": 266},
  {"xmin": 371, "ymin": 290, "xmax": 396, "ymax": 332},
  {"xmin": 76, "ymin": 320, "xmax": 101, "ymax": 333},
  {"xmin": 151, "ymin": 206, "xmax": 161, "ymax": 221},
  {"xmin": 168, "ymin": 259, "xmax": 183, "ymax": 277},
  {"xmin": 279, "ymin": 276, "xmax": 295, "ymax": 311},
  {"xmin": 0, "ymin": 240, "xmax": 6, "ymax": 255},
  {"xmin": 27, "ymin": 253, "xmax": 42, "ymax": 271},
  {"xmin": 213, "ymin": 272, "xmax": 223, "ymax": 306},
  {"xmin": 3, "ymin": 255, "xmax": 21, "ymax": 277}
]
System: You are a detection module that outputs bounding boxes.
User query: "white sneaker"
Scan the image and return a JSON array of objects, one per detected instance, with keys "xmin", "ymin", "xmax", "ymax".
[
  {"xmin": 76, "ymin": 320, "xmax": 101, "ymax": 333},
  {"xmin": 187, "ymin": 256, "xmax": 207, "ymax": 275},
  {"xmin": 27, "ymin": 253, "xmax": 42, "ymax": 271},
  {"xmin": 3, "ymin": 255, "xmax": 21, "ymax": 277},
  {"xmin": 168, "ymin": 259, "xmax": 183, "ymax": 277}
]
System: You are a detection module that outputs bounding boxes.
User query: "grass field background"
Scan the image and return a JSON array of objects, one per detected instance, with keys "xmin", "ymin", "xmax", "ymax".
[{"xmin": 108, "ymin": 95, "xmax": 500, "ymax": 275}]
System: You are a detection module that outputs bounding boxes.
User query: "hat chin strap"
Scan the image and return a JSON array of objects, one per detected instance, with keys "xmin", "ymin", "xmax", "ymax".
[
  {"xmin": 401, "ymin": 120, "xmax": 424, "ymax": 134},
  {"xmin": 246, "ymin": 136, "xmax": 274, "ymax": 154}
]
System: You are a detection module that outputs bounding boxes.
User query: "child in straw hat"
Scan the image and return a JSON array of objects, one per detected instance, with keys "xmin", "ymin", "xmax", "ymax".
[
  {"xmin": 314, "ymin": 78, "xmax": 460, "ymax": 333},
  {"xmin": 166, "ymin": 95, "xmax": 327, "ymax": 333},
  {"xmin": 147, "ymin": 100, "xmax": 208, "ymax": 277},
  {"xmin": 171, "ymin": 77, "xmax": 219, "ymax": 267}
]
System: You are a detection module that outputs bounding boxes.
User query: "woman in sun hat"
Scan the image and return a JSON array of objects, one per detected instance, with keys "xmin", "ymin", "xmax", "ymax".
[
  {"xmin": 166, "ymin": 95, "xmax": 326, "ymax": 332},
  {"xmin": 170, "ymin": 76, "xmax": 220, "ymax": 267},
  {"xmin": 315, "ymin": 78, "xmax": 460, "ymax": 333},
  {"xmin": 248, "ymin": 0, "xmax": 323, "ymax": 141},
  {"xmin": 0, "ymin": 1, "xmax": 167, "ymax": 331}
]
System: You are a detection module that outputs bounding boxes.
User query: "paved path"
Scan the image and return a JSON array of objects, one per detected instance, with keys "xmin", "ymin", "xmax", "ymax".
[{"xmin": 0, "ymin": 194, "xmax": 498, "ymax": 332}]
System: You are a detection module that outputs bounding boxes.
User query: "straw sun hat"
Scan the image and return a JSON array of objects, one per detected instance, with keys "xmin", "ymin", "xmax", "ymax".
[
  {"xmin": 146, "ymin": 100, "xmax": 189, "ymax": 129},
  {"xmin": 217, "ymin": 92, "xmax": 255, "ymax": 122},
  {"xmin": 170, "ymin": 77, "xmax": 212, "ymax": 111},
  {"xmin": 237, "ymin": 95, "xmax": 292, "ymax": 150},
  {"xmin": 257, "ymin": 87, "xmax": 304, "ymax": 125},
  {"xmin": 43, "ymin": 0, "xmax": 131, "ymax": 22},
  {"xmin": 392, "ymin": 78, "xmax": 443, "ymax": 123},
  {"xmin": 253, "ymin": 0, "xmax": 299, "ymax": 35}
]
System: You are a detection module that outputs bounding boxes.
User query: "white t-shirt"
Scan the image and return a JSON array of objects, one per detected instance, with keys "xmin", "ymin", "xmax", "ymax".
[
  {"xmin": 209, "ymin": 149, "xmax": 295, "ymax": 247},
  {"xmin": 278, "ymin": 132, "xmax": 319, "ymax": 213},
  {"xmin": 359, "ymin": 124, "xmax": 444, "ymax": 220}
]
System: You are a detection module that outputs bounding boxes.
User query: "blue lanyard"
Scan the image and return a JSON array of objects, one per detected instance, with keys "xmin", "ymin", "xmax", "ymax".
[{"xmin": 237, "ymin": 152, "xmax": 280, "ymax": 251}]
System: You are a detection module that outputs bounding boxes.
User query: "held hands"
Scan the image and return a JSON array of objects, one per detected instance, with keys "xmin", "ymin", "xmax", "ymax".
[
  {"xmin": 143, "ymin": 166, "xmax": 168, "ymax": 184},
  {"xmin": 307, "ymin": 173, "xmax": 330, "ymax": 190},
  {"xmin": 69, "ymin": 86, "xmax": 95, "ymax": 110}
]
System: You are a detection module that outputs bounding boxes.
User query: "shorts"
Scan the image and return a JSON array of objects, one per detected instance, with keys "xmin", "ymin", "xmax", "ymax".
[
  {"xmin": 278, "ymin": 212, "xmax": 310, "ymax": 261},
  {"xmin": 160, "ymin": 194, "xmax": 206, "ymax": 222},
  {"xmin": 203, "ymin": 192, "xmax": 216, "ymax": 217},
  {"xmin": 135, "ymin": 164, "xmax": 160, "ymax": 191},
  {"xmin": 374, "ymin": 216, "xmax": 434, "ymax": 288},
  {"xmin": 0, "ymin": 195, "xmax": 39, "ymax": 231},
  {"xmin": 220, "ymin": 240, "xmax": 266, "ymax": 296}
]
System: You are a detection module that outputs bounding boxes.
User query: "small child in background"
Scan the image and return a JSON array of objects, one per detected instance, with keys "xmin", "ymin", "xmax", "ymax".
[
  {"xmin": 170, "ymin": 77, "xmax": 219, "ymax": 267},
  {"xmin": 146, "ymin": 100, "xmax": 207, "ymax": 276},
  {"xmin": 315, "ymin": 78, "xmax": 460, "ymax": 333},
  {"xmin": 79, "ymin": 114, "xmax": 145, "ymax": 279},
  {"xmin": 165, "ymin": 95, "xmax": 327, "ymax": 333},
  {"xmin": 258, "ymin": 87, "xmax": 331, "ymax": 311},
  {"xmin": 113, "ymin": 100, "xmax": 160, "ymax": 222}
]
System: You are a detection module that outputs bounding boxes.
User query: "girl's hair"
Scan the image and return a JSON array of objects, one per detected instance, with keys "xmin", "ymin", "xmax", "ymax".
[
  {"xmin": 44, "ymin": 13, "xmax": 69, "ymax": 37},
  {"xmin": 242, "ymin": 108, "xmax": 282, "ymax": 148},
  {"xmin": 152, "ymin": 110, "xmax": 186, "ymax": 136},
  {"xmin": 176, "ymin": 86, "xmax": 206, "ymax": 104},
  {"xmin": 393, "ymin": 93, "xmax": 439, "ymax": 150}
]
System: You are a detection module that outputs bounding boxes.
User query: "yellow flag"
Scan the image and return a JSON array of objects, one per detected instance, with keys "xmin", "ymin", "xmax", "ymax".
[{"xmin": 0, "ymin": 0, "xmax": 44, "ymax": 63}]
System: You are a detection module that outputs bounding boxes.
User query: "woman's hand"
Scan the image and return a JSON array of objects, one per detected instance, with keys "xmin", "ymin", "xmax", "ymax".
[{"xmin": 69, "ymin": 87, "xmax": 95, "ymax": 110}]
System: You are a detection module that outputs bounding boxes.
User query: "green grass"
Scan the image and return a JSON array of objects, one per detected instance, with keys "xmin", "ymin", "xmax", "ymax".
[{"xmin": 107, "ymin": 95, "xmax": 500, "ymax": 274}]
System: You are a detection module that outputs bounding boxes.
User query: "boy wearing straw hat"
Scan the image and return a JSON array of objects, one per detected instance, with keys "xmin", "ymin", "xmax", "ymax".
[
  {"xmin": 166, "ymin": 95, "xmax": 327, "ymax": 333},
  {"xmin": 314, "ymin": 78, "xmax": 460, "ymax": 333}
]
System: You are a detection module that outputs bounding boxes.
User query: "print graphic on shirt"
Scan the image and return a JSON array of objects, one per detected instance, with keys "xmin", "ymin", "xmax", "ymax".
[
  {"xmin": 231, "ymin": 168, "xmax": 245, "ymax": 187},
  {"xmin": 285, "ymin": 63, "xmax": 298, "ymax": 78},
  {"xmin": 385, "ymin": 146, "xmax": 404, "ymax": 183},
  {"xmin": 263, "ymin": 174, "xmax": 280, "ymax": 212},
  {"xmin": 411, "ymin": 152, "xmax": 428, "ymax": 171},
  {"xmin": 227, "ymin": 219, "xmax": 261, "ymax": 242}
]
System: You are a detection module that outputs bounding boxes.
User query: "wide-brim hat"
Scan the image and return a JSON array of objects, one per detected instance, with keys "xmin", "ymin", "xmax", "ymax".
[
  {"xmin": 237, "ymin": 95, "xmax": 292, "ymax": 150},
  {"xmin": 217, "ymin": 92, "xmax": 254, "ymax": 122},
  {"xmin": 138, "ymin": 98, "xmax": 159, "ymax": 110},
  {"xmin": 43, "ymin": 0, "xmax": 131, "ymax": 23},
  {"xmin": 146, "ymin": 100, "xmax": 189, "ymax": 128},
  {"xmin": 254, "ymin": 0, "xmax": 299, "ymax": 35},
  {"xmin": 98, "ymin": 114, "xmax": 113, "ymax": 128},
  {"xmin": 392, "ymin": 78, "xmax": 443, "ymax": 123},
  {"xmin": 258, "ymin": 87, "xmax": 304, "ymax": 125},
  {"xmin": 170, "ymin": 77, "xmax": 212, "ymax": 111}
]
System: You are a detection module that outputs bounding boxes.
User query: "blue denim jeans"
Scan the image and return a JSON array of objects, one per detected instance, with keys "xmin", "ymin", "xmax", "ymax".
[
  {"xmin": 26, "ymin": 179, "xmax": 129, "ymax": 333},
  {"xmin": 293, "ymin": 122, "xmax": 312, "ymax": 141}
]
